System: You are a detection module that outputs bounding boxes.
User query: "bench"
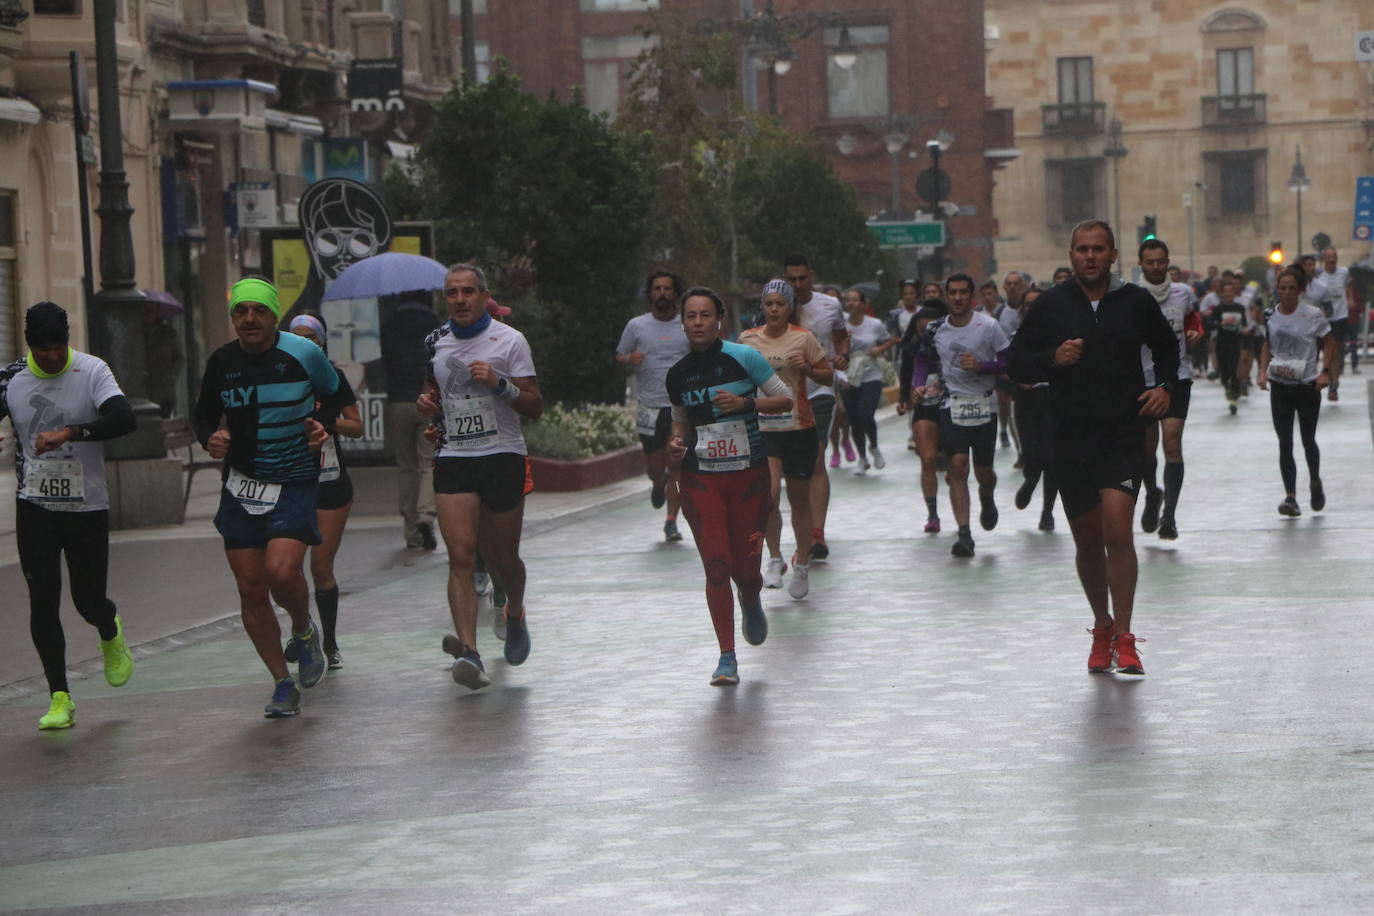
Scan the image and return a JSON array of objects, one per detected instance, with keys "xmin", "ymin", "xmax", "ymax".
[{"xmin": 163, "ymin": 416, "xmax": 220, "ymax": 510}]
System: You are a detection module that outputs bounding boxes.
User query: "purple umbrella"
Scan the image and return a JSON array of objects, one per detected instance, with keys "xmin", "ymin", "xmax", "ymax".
[
  {"xmin": 140, "ymin": 290, "xmax": 185, "ymax": 320},
  {"xmin": 322, "ymin": 252, "xmax": 449, "ymax": 301}
]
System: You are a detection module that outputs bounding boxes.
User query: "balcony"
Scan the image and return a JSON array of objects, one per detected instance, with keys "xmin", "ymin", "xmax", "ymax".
[
  {"xmin": 1041, "ymin": 101, "xmax": 1106, "ymax": 135},
  {"xmin": 1202, "ymin": 93, "xmax": 1266, "ymax": 127}
]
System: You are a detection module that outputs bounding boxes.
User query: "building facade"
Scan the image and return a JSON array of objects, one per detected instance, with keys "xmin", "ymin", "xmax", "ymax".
[{"xmin": 985, "ymin": 0, "xmax": 1374, "ymax": 282}]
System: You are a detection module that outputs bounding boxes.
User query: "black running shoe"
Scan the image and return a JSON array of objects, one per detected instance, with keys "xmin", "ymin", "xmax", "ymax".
[
  {"xmin": 1278, "ymin": 496, "xmax": 1301, "ymax": 517},
  {"xmin": 417, "ymin": 522, "xmax": 438, "ymax": 551},
  {"xmin": 650, "ymin": 485, "xmax": 666, "ymax": 509},
  {"xmin": 1140, "ymin": 487, "xmax": 1162, "ymax": 533},
  {"xmin": 1014, "ymin": 482, "xmax": 1033, "ymax": 510},
  {"xmin": 1310, "ymin": 478, "xmax": 1325, "ymax": 512},
  {"xmin": 979, "ymin": 495, "xmax": 998, "ymax": 531},
  {"xmin": 1157, "ymin": 516, "xmax": 1178, "ymax": 540},
  {"xmin": 1038, "ymin": 510, "xmax": 1055, "ymax": 532},
  {"xmin": 810, "ymin": 539, "xmax": 829, "ymax": 560},
  {"xmin": 951, "ymin": 533, "xmax": 975, "ymax": 558}
]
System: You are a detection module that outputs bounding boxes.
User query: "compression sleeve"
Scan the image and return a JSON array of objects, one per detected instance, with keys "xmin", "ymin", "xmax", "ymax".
[
  {"xmin": 757, "ymin": 373, "xmax": 790, "ymax": 399},
  {"xmin": 911, "ymin": 353, "xmax": 932, "ymax": 389},
  {"xmin": 978, "ymin": 348, "xmax": 1009, "ymax": 375},
  {"xmin": 81, "ymin": 395, "xmax": 136, "ymax": 441}
]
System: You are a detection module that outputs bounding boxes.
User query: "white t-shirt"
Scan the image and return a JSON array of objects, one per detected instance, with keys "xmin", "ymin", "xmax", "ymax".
[
  {"xmin": 932, "ymin": 311, "xmax": 1010, "ymax": 400},
  {"xmin": 1265, "ymin": 304, "xmax": 1330, "ymax": 385},
  {"xmin": 1140, "ymin": 281, "xmax": 1197, "ymax": 385},
  {"xmin": 994, "ymin": 302, "xmax": 1022, "ymax": 339},
  {"xmin": 615, "ymin": 311, "xmax": 689, "ymax": 409},
  {"xmin": 428, "ymin": 319, "xmax": 537, "ymax": 459},
  {"xmin": 1308, "ymin": 267, "xmax": 1350, "ymax": 322},
  {"xmin": 1199, "ymin": 291, "xmax": 1219, "ymax": 317},
  {"xmin": 801, "ymin": 291, "xmax": 845, "ymax": 400},
  {"xmin": 0, "ymin": 350, "xmax": 125, "ymax": 512},
  {"xmin": 845, "ymin": 315, "xmax": 890, "ymax": 385}
]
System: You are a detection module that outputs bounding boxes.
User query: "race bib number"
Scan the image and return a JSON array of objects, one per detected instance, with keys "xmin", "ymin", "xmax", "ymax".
[
  {"xmin": 757, "ymin": 411, "xmax": 794, "ymax": 431},
  {"xmin": 634, "ymin": 402, "xmax": 659, "ymax": 436},
  {"xmin": 226, "ymin": 467, "xmax": 281, "ymax": 516},
  {"xmin": 1269, "ymin": 357, "xmax": 1305, "ymax": 381},
  {"xmin": 25, "ymin": 459, "xmax": 84, "ymax": 507},
  {"xmin": 319, "ymin": 438, "xmax": 341, "ymax": 482},
  {"xmin": 1220, "ymin": 311, "xmax": 1242, "ymax": 330},
  {"xmin": 1162, "ymin": 305, "xmax": 1185, "ymax": 334},
  {"xmin": 949, "ymin": 393, "xmax": 994, "ymax": 428},
  {"xmin": 443, "ymin": 393, "xmax": 499, "ymax": 450},
  {"xmin": 694, "ymin": 419, "xmax": 751, "ymax": 472}
]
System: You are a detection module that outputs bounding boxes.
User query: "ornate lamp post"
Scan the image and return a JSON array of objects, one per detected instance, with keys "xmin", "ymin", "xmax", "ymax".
[
  {"xmin": 1286, "ymin": 145, "xmax": 1311, "ymax": 259},
  {"xmin": 1103, "ymin": 119, "xmax": 1128, "ymax": 241}
]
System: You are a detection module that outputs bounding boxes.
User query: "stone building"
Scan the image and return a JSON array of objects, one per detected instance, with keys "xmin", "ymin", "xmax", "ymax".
[{"xmin": 985, "ymin": 0, "xmax": 1374, "ymax": 282}]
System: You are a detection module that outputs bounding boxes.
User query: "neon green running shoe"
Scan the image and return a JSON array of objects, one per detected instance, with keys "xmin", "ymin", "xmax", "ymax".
[
  {"xmin": 99, "ymin": 615, "xmax": 134, "ymax": 687},
  {"xmin": 39, "ymin": 691, "xmax": 75, "ymax": 730}
]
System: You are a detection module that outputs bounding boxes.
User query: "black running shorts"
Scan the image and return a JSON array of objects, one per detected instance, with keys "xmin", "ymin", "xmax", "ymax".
[
  {"xmin": 1054, "ymin": 421, "xmax": 1145, "ymax": 520},
  {"xmin": 1163, "ymin": 379, "xmax": 1191, "ymax": 421},
  {"xmin": 638, "ymin": 406, "xmax": 672, "ymax": 453},
  {"xmin": 763, "ymin": 428, "xmax": 819, "ymax": 480},
  {"xmin": 938, "ymin": 410, "xmax": 997, "ymax": 466},
  {"xmin": 433, "ymin": 453, "xmax": 527, "ymax": 513}
]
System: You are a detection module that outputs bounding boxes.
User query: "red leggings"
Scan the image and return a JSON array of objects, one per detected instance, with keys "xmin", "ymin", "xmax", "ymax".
[{"xmin": 679, "ymin": 466, "xmax": 772, "ymax": 652}]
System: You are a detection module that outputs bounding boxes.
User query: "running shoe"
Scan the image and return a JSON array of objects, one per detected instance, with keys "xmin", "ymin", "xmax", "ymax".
[
  {"xmin": 829, "ymin": 451, "xmax": 840, "ymax": 469},
  {"xmin": 1000, "ymin": 431, "xmax": 1011, "ymax": 449},
  {"xmin": 923, "ymin": 516, "xmax": 940, "ymax": 534},
  {"xmin": 763, "ymin": 557, "xmax": 786, "ymax": 589},
  {"xmin": 1278, "ymin": 496, "xmax": 1302, "ymax": 517},
  {"xmin": 1328, "ymin": 387, "xmax": 1338, "ymax": 402},
  {"xmin": 503, "ymin": 611, "xmax": 531, "ymax": 666},
  {"xmin": 99, "ymin": 614, "xmax": 134, "ymax": 687},
  {"xmin": 1113, "ymin": 633, "xmax": 1145, "ymax": 676},
  {"xmin": 871, "ymin": 446, "xmax": 886, "ymax": 469},
  {"xmin": 810, "ymin": 531, "xmax": 829, "ymax": 560},
  {"xmin": 907, "ymin": 436, "xmax": 916, "ymax": 451},
  {"xmin": 283, "ymin": 636, "xmax": 299, "ymax": 663},
  {"xmin": 293, "ymin": 622, "xmax": 327, "ymax": 688},
  {"xmin": 327, "ymin": 648, "xmax": 343, "ymax": 670},
  {"xmin": 650, "ymin": 483, "xmax": 666, "ymax": 509},
  {"xmin": 711, "ymin": 651, "xmax": 739, "ymax": 686},
  {"xmin": 1140, "ymin": 487, "xmax": 1162, "ymax": 533},
  {"xmin": 1014, "ymin": 482, "xmax": 1033, "ymax": 510},
  {"xmin": 854, "ymin": 456, "xmax": 870, "ymax": 476},
  {"xmin": 493, "ymin": 582, "xmax": 507, "ymax": 609},
  {"xmin": 787, "ymin": 562, "xmax": 810, "ymax": 599},
  {"xmin": 263, "ymin": 678, "xmax": 300, "ymax": 718},
  {"xmin": 1310, "ymin": 478, "xmax": 1326, "ymax": 512},
  {"xmin": 1087, "ymin": 627, "xmax": 1114, "ymax": 673},
  {"xmin": 951, "ymin": 532, "xmax": 975, "ymax": 557},
  {"xmin": 475, "ymin": 569, "xmax": 492, "ymax": 596},
  {"xmin": 38, "ymin": 691, "xmax": 75, "ymax": 730},
  {"xmin": 979, "ymin": 494, "xmax": 999, "ymax": 531},
  {"xmin": 1038, "ymin": 510, "xmax": 1055, "ymax": 532},
  {"xmin": 741, "ymin": 600, "xmax": 768, "ymax": 646},
  {"xmin": 417, "ymin": 521, "xmax": 438, "ymax": 551},
  {"xmin": 493, "ymin": 601, "xmax": 507, "ymax": 641},
  {"xmin": 1228, "ymin": 402, "xmax": 1237, "ymax": 415},
  {"xmin": 843, "ymin": 441, "xmax": 857, "ymax": 463},
  {"xmin": 443, "ymin": 637, "xmax": 492, "ymax": 690},
  {"xmin": 1157, "ymin": 516, "xmax": 1178, "ymax": 540},
  {"xmin": 664, "ymin": 519, "xmax": 683, "ymax": 542}
]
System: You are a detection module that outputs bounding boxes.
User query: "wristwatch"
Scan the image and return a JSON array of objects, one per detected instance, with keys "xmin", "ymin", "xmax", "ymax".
[{"xmin": 1156, "ymin": 380, "xmax": 1176, "ymax": 394}]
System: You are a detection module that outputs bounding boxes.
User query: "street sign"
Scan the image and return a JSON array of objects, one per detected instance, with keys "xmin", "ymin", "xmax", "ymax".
[
  {"xmin": 1356, "ymin": 30, "xmax": 1374, "ymax": 62},
  {"xmin": 1354, "ymin": 177, "xmax": 1374, "ymax": 242},
  {"xmin": 915, "ymin": 168, "xmax": 951, "ymax": 206},
  {"xmin": 1311, "ymin": 232, "xmax": 1332, "ymax": 253},
  {"xmin": 233, "ymin": 181, "xmax": 277, "ymax": 229},
  {"xmin": 868, "ymin": 221, "xmax": 945, "ymax": 249}
]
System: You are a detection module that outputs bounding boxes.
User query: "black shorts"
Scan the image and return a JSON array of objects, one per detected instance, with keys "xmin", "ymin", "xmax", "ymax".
[
  {"xmin": 434, "ymin": 453, "xmax": 527, "ymax": 513},
  {"xmin": 911, "ymin": 403, "xmax": 941, "ymax": 425},
  {"xmin": 638, "ymin": 406, "xmax": 672, "ymax": 453},
  {"xmin": 938, "ymin": 410, "xmax": 997, "ymax": 466},
  {"xmin": 1163, "ymin": 379, "xmax": 1192, "ymax": 421},
  {"xmin": 1329, "ymin": 318, "xmax": 1351, "ymax": 343},
  {"xmin": 215, "ymin": 481, "xmax": 322, "ymax": 550},
  {"xmin": 811, "ymin": 394, "xmax": 836, "ymax": 445},
  {"xmin": 763, "ymin": 428, "xmax": 819, "ymax": 480},
  {"xmin": 317, "ymin": 474, "xmax": 354, "ymax": 511},
  {"xmin": 1054, "ymin": 421, "xmax": 1145, "ymax": 521}
]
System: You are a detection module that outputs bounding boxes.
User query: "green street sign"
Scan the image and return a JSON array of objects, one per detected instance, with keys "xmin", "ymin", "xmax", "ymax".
[{"xmin": 868, "ymin": 221, "xmax": 945, "ymax": 248}]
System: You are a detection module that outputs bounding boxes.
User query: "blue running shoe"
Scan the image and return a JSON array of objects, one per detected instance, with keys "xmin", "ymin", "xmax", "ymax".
[
  {"xmin": 741, "ymin": 600, "xmax": 768, "ymax": 647},
  {"xmin": 442, "ymin": 635, "xmax": 491, "ymax": 689},
  {"xmin": 294, "ymin": 622, "xmax": 326, "ymax": 688},
  {"xmin": 710, "ymin": 651, "xmax": 739, "ymax": 686},
  {"xmin": 503, "ymin": 611, "xmax": 530, "ymax": 666},
  {"xmin": 264, "ymin": 678, "xmax": 301, "ymax": 717}
]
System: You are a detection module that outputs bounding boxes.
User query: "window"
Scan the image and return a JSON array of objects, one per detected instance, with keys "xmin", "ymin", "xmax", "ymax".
[
  {"xmin": 826, "ymin": 26, "xmax": 888, "ymax": 119},
  {"xmin": 1057, "ymin": 56, "xmax": 1093, "ymax": 104},
  {"xmin": 1204, "ymin": 150, "xmax": 1267, "ymax": 217},
  {"xmin": 1216, "ymin": 47, "xmax": 1253, "ymax": 97},
  {"xmin": 35, "ymin": 0, "xmax": 80, "ymax": 12},
  {"xmin": 448, "ymin": 0, "xmax": 488, "ymax": 13},
  {"xmin": 581, "ymin": 34, "xmax": 654, "ymax": 116},
  {"xmin": 1044, "ymin": 158, "xmax": 1105, "ymax": 227},
  {"xmin": 580, "ymin": 0, "xmax": 658, "ymax": 10},
  {"xmin": 0, "ymin": 190, "xmax": 15, "ymax": 366}
]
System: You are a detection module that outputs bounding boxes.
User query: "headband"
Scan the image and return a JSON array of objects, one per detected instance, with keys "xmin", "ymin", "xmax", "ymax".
[
  {"xmin": 288, "ymin": 314, "xmax": 327, "ymax": 342},
  {"xmin": 228, "ymin": 278, "xmax": 281, "ymax": 318}
]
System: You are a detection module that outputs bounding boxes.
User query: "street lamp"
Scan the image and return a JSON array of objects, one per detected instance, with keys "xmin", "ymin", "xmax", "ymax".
[
  {"xmin": 881, "ymin": 117, "xmax": 911, "ymax": 218},
  {"xmin": 1287, "ymin": 144, "xmax": 1311, "ymax": 260},
  {"xmin": 923, "ymin": 130, "xmax": 954, "ymax": 278},
  {"xmin": 1103, "ymin": 119, "xmax": 1128, "ymax": 240}
]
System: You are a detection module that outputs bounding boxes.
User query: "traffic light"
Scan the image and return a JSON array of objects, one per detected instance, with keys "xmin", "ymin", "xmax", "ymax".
[
  {"xmin": 1137, "ymin": 214, "xmax": 1157, "ymax": 245},
  {"xmin": 1268, "ymin": 241, "xmax": 1285, "ymax": 265}
]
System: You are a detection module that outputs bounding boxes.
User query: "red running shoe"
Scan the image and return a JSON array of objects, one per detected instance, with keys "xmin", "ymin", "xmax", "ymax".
[
  {"xmin": 923, "ymin": 516, "xmax": 940, "ymax": 534},
  {"xmin": 1113, "ymin": 633, "xmax": 1145, "ymax": 676},
  {"xmin": 1087, "ymin": 627, "xmax": 1114, "ymax": 673}
]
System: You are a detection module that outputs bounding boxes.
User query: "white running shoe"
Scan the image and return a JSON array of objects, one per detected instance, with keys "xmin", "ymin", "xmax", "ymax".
[
  {"xmin": 871, "ymin": 446, "xmax": 885, "ymax": 469},
  {"xmin": 854, "ymin": 456, "xmax": 871, "ymax": 476},
  {"xmin": 787, "ymin": 562, "xmax": 810, "ymax": 599},
  {"xmin": 763, "ymin": 556, "xmax": 786, "ymax": 589}
]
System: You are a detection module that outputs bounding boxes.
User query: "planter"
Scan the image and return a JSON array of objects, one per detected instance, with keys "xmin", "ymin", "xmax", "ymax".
[{"xmin": 528, "ymin": 444, "xmax": 644, "ymax": 492}]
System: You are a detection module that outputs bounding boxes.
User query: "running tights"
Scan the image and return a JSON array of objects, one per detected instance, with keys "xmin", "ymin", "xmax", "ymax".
[
  {"xmin": 679, "ymin": 466, "xmax": 772, "ymax": 653},
  {"xmin": 840, "ymin": 380, "xmax": 883, "ymax": 459},
  {"xmin": 1217, "ymin": 334, "xmax": 1242, "ymax": 401},
  {"xmin": 1269, "ymin": 383, "xmax": 1320, "ymax": 494},
  {"xmin": 17, "ymin": 501, "xmax": 118, "ymax": 694}
]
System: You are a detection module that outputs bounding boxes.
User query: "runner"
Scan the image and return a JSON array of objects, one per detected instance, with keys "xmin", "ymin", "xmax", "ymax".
[
  {"xmin": 666, "ymin": 286, "xmax": 793, "ymax": 685},
  {"xmin": 919, "ymin": 274, "xmax": 1009, "ymax": 557},
  {"xmin": 739, "ymin": 280, "xmax": 832, "ymax": 599},
  {"xmin": 1212, "ymin": 276, "xmax": 1247, "ymax": 414},
  {"xmin": 839, "ymin": 287, "xmax": 896, "ymax": 475},
  {"xmin": 1008, "ymin": 220, "xmax": 1178, "ymax": 677},
  {"xmin": 615, "ymin": 271, "xmax": 690, "ymax": 541},
  {"xmin": 996, "ymin": 272, "xmax": 1028, "ymax": 462},
  {"xmin": 889, "ymin": 279, "xmax": 922, "ymax": 451},
  {"xmin": 2, "ymin": 302, "xmax": 136, "ymax": 729},
  {"xmin": 195, "ymin": 278, "xmax": 346, "ymax": 717},
  {"xmin": 821, "ymin": 284, "xmax": 857, "ymax": 469},
  {"xmin": 417, "ymin": 263, "xmax": 542, "ymax": 690},
  {"xmin": 1010, "ymin": 287, "xmax": 1060, "ymax": 531},
  {"xmin": 1258, "ymin": 264, "xmax": 1335, "ymax": 517},
  {"xmin": 896, "ymin": 300, "xmax": 950, "ymax": 533},
  {"xmin": 1307, "ymin": 248, "xmax": 1354, "ymax": 401},
  {"xmin": 1135, "ymin": 239, "xmax": 1202, "ymax": 541},
  {"xmin": 285, "ymin": 313, "xmax": 363, "ymax": 669}
]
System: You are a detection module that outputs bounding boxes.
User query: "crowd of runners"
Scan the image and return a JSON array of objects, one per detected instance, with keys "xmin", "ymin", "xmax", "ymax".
[{"xmin": 7, "ymin": 222, "xmax": 1363, "ymax": 727}]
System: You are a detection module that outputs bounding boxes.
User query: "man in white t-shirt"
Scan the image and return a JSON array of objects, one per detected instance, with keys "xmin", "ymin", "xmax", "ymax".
[
  {"xmin": 616, "ymin": 271, "xmax": 690, "ymax": 541},
  {"xmin": 1308, "ymin": 247, "xmax": 1355, "ymax": 400},
  {"xmin": 0, "ymin": 302, "xmax": 137, "ymax": 730},
  {"xmin": 784, "ymin": 255, "xmax": 849, "ymax": 560}
]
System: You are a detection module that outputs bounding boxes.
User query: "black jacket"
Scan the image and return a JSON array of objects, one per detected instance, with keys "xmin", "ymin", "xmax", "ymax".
[
  {"xmin": 1008, "ymin": 277, "xmax": 1178, "ymax": 429},
  {"xmin": 381, "ymin": 299, "xmax": 442, "ymax": 403}
]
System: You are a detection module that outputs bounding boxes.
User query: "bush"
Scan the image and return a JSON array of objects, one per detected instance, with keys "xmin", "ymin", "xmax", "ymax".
[{"xmin": 522, "ymin": 403, "xmax": 638, "ymax": 461}]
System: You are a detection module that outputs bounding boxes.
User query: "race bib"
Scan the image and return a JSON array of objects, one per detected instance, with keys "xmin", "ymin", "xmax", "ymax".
[
  {"xmin": 1220, "ymin": 311, "xmax": 1242, "ymax": 330},
  {"xmin": 694, "ymin": 419, "xmax": 751, "ymax": 472},
  {"xmin": 226, "ymin": 467, "xmax": 281, "ymax": 516},
  {"xmin": 319, "ymin": 438, "xmax": 341, "ymax": 482},
  {"xmin": 757, "ymin": 411, "xmax": 794, "ymax": 431},
  {"xmin": 1161, "ymin": 305, "xmax": 1185, "ymax": 334},
  {"xmin": 1269, "ymin": 357, "xmax": 1306, "ymax": 381},
  {"xmin": 634, "ymin": 402, "xmax": 659, "ymax": 436},
  {"xmin": 443, "ymin": 393, "xmax": 499, "ymax": 451},
  {"xmin": 24, "ymin": 458, "xmax": 84, "ymax": 507},
  {"xmin": 949, "ymin": 393, "xmax": 994, "ymax": 428}
]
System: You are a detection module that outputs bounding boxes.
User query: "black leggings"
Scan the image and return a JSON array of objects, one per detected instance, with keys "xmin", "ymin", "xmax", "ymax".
[
  {"xmin": 1216, "ymin": 333, "xmax": 1242, "ymax": 401},
  {"xmin": 17, "ymin": 501, "xmax": 118, "ymax": 694},
  {"xmin": 1269, "ymin": 383, "xmax": 1320, "ymax": 494},
  {"xmin": 840, "ymin": 380, "xmax": 883, "ymax": 458}
]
